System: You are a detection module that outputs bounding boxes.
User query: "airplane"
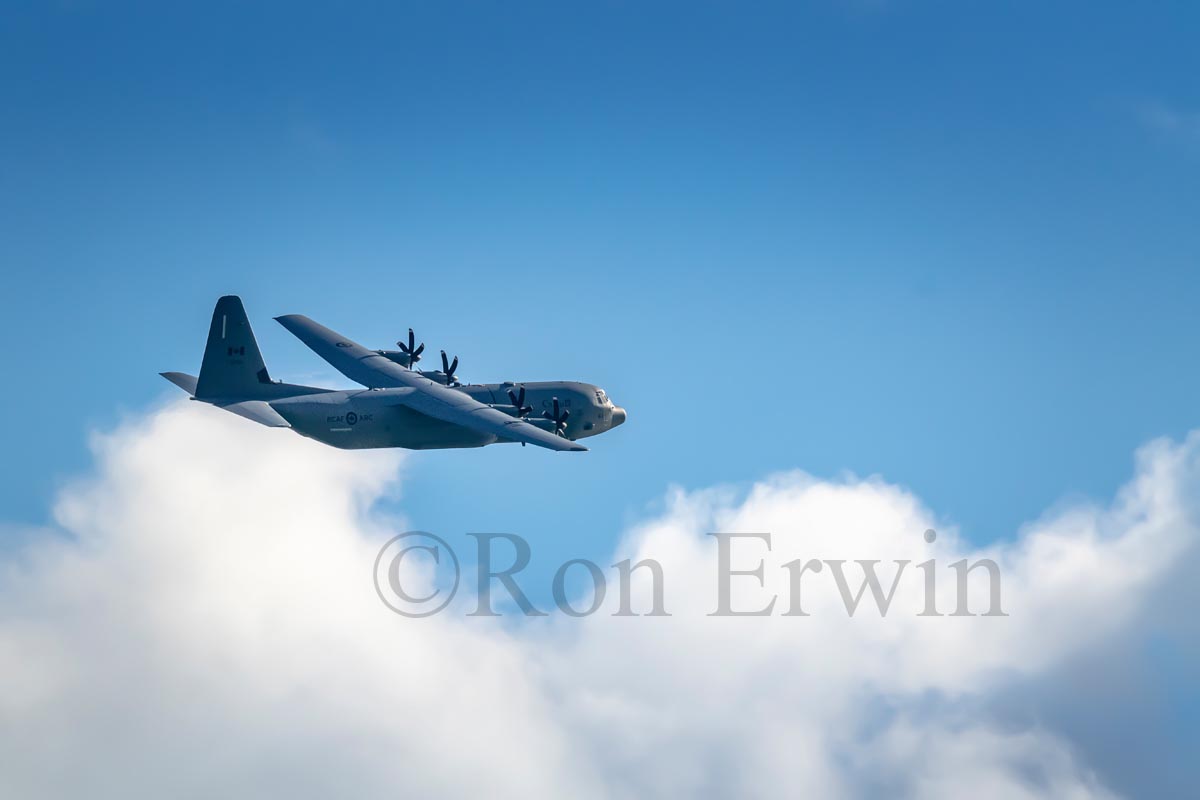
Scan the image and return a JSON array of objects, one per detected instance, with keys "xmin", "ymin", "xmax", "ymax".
[{"xmin": 161, "ymin": 296, "xmax": 626, "ymax": 452}]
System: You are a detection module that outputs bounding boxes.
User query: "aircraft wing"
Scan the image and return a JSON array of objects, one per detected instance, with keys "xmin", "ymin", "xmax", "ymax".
[{"xmin": 274, "ymin": 314, "xmax": 587, "ymax": 452}]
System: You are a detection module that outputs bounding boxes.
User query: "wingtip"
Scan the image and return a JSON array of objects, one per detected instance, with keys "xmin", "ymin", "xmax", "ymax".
[{"xmin": 274, "ymin": 313, "xmax": 311, "ymax": 327}]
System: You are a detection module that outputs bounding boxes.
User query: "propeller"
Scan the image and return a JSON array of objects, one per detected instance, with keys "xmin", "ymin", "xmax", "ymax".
[
  {"xmin": 440, "ymin": 350, "xmax": 460, "ymax": 386},
  {"xmin": 542, "ymin": 396, "xmax": 570, "ymax": 437},
  {"xmin": 507, "ymin": 386, "xmax": 532, "ymax": 418},
  {"xmin": 396, "ymin": 328, "xmax": 425, "ymax": 369}
]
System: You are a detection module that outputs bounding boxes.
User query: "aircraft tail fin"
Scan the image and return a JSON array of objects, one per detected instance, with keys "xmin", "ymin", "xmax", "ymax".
[{"xmin": 195, "ymin": 296, "xmax": 274, "ymax": 400}]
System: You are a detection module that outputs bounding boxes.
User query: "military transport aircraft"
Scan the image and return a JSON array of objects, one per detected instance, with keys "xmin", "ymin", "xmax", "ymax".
[{"xmin": 161, "ymin": 296, "xmax": 626, "ymax": 452}]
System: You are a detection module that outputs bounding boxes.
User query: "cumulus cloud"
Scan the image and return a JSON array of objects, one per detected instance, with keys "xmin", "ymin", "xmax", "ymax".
[{"xmin": 1, "ymin": 402, "xmax": 1197, "ymax": 798}]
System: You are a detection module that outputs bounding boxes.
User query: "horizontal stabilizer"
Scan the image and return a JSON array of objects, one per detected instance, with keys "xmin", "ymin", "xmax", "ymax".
[
  {"xmin": 216, "ymin": 400, "xmax": 291, "ymax": 428},
  {"xmin": 161, "ymin": 372, "xmax": 199, "ymax": 395}
]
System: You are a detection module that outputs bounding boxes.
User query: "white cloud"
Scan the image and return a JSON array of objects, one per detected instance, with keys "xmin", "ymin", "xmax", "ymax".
[{"xmin": 1, "ymin": 401, "xmax": 1197, "ymax": 798}]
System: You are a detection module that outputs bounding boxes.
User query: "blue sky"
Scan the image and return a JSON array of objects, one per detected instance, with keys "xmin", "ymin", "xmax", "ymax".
[
  {"xmin": 2, "ymin": 1, "xmax": 1198, "ymax": 569},
  {"xmin": 2, "ymin": 4, "xmax": 1200, "ymax": 797}
]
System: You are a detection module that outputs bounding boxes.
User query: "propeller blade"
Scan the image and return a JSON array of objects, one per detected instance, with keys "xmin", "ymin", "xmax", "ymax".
[
  {"xmin": 508, "ymin": 388, "xmax": 531, "ymax": 418},
  {"xmin": 397, "ymin": 328, "xmax": 425, "ymax": 368},
  {"xmin": 541, "ymin": 396, "xmax": 569, "ymax": 434},
  {"xmin": 439, "ymin": 351, "xmax": 460, "ymax": 385}
]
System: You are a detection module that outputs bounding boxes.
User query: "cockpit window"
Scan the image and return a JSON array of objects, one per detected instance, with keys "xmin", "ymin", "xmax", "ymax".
[{"xmin": 595, "ymin": 389, "xmax": 608, "ymax": 404}]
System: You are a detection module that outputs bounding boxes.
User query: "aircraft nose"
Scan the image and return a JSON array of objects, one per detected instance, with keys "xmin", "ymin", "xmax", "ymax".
[{"xmin": 611, "ymin": 407, "xmax": 627, "ymax": 427}]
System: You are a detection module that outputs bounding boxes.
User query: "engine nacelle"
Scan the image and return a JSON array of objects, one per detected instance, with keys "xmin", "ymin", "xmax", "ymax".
[{"xmin": 375, "ymin": 349, "xmax": 413, "ymax": 368}]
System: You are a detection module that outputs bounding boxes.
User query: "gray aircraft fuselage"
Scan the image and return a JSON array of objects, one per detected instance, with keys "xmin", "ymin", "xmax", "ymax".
[{"xmin": 268, "ymin": 380, "xmax": 624, "ymax": 450}]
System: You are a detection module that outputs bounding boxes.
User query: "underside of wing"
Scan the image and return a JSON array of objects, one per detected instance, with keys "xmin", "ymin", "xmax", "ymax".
[
  {"xmin": 391, "ymin": 388, "xmax": 587, "ymax": 452},
  {"xmin": 276, "ymin": 314, "xmax": 586, "ymax": 452},
  {"xmin": 275, "ymin": 314, "xmax": 411, "ymax": 389}
]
